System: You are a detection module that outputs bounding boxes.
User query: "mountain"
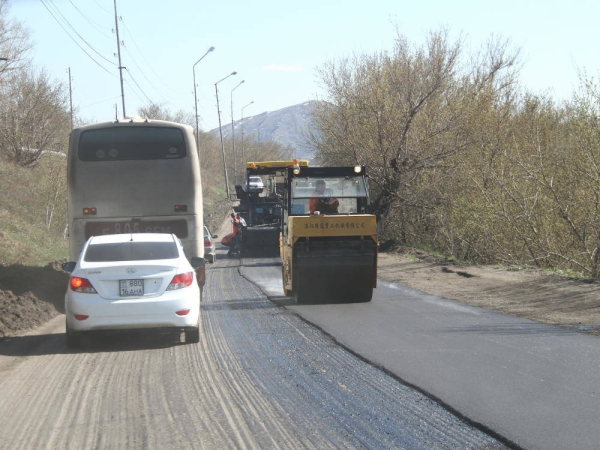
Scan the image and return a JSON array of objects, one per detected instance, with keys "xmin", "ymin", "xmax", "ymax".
[{"xmin": 210, "ymin": 100, "xmax": 321, "ymax": 162}]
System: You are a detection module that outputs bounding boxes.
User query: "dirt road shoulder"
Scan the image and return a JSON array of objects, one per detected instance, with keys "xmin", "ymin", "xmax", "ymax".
[{"xmin": 377, "ymin": 250, "xmax": 600, "ymax": 336}]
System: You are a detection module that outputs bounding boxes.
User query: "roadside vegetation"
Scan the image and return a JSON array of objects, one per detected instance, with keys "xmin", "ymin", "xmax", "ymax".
[
  {"xmin": 0, "ymin": 2, "xmax": 285, "ymax": 267},
  {"xmin": 310, "ymin": 27, "xmax": 600, "ymax": 278},
  {"xmin": 2, "ymin": 0, "xmax": 598, "ymax": 281}
]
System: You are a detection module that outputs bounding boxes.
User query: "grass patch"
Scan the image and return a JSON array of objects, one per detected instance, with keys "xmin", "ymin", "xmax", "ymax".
[
  {"xmin": 0, "ymin": 156, "xmax": 69, "ymax": 266},
  {"xmin": 412, "ymin": 243, "xmax": 466, "ymax": 263},
  {"xmin": 403, "ymin": 253, "xmax": 419, "ymax": 261},
  {"xmin": 546, "ymin": 268, "xmax": 585, "ymax": 279}
]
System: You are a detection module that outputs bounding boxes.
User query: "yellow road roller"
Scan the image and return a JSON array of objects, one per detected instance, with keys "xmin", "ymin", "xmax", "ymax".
[{"xmin": 280, "ymin": 164, "xmax": 378, "ymax": 304}]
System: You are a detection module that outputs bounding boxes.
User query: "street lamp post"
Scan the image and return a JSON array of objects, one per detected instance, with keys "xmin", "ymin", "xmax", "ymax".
[
  {"xmin": 230, "ymin": 80, "xmax": 245, "ymax": 185},
  {"xmin": 257, "ymin": 115, "xmax": 269, "ymax": 141},
  {"xmin": 215, "ymin": 71, "xmax": 237, "ymax": 198},
  {"xmin": 193, "ymin": 46, "xmax": 215, "ymax": 154},
  {"xmin": 241, "ymin": 101, "xmax": 254, "ymax": 163}
]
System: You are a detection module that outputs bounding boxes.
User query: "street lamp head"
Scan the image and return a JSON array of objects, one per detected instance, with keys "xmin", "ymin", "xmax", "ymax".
[
  {"xmin": 208, "ymin": 46, "xmax": 215, "ymax": 52},
  {"xmin": 231, "ymin": 71, "xmax": 237, "ymax": 75}
]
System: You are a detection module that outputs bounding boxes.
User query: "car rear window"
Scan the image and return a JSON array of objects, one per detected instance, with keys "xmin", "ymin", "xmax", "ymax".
[{"xmin": 84, "ymin": 242, "xmax": 179, "ymax": 262}]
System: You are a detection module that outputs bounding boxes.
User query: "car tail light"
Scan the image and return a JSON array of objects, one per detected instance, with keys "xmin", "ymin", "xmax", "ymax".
[
  {"xmin": 167, "ymin": 272, "xmax": 194, "ymax": 290},
  {"xmin": 204, "ymin": 239, "xmax": 212, "ymax": 247},
  {"xmin": 175, "ymin": 309, "xmax": 190, "ymax": 316},
  {"xmin": 70, "ymin": 277, "xmax": 97, "ymax": 293},
  {"xmin": 74, "ymin": 314, "xmax": 89, "ymax": 321},
  {"xmin": 83, "ymin": 207, "xmax": 97, "ymax": 215}
]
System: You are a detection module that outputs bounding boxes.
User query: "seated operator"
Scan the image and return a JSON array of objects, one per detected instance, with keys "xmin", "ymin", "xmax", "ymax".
[{"xmin": 309, "ymin": 180, "xmax": 339, "ymax": 214}]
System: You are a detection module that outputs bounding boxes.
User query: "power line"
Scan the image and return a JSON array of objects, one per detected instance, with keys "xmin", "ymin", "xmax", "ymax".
[
  {"xmin": 125, "ymin": 68, "xmax": 152, "ymax": 104},
  {"xmin": 120, "ymin": 18, "xmax": 186, "ymax": 96},
  {"xmin": 40, "ymin": 0, "xmax": 117, "ymax": 77},
  {"xmin": 122, "ymin": 44, "xmax": 168, "ymax": 102},
  {"xmin": 90, "ymin": 0, "xmax": 112, "ymax": 15},
  {"xmin": 68, "ymin": 0, "xmax": 113, "ymax": 38},
  {"xmin": 79, "ymin": 95, "xmax": 122, "ymax": 110},
  {"xmin": 44, "ymin": 0, "xmax": 115, "ymax": 66}
]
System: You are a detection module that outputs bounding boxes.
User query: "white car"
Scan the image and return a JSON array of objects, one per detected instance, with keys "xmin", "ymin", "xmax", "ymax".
[
  {"xmin": 62, "ymin": 233, "xmax": 203, "ymax": 348},
  {"xmin": 204, "ymin": 225, "xmax": 218, "ymax": 263},
  {"xmin": 245, "ymin": 175, "xmax": 264, "ymax": 192}
]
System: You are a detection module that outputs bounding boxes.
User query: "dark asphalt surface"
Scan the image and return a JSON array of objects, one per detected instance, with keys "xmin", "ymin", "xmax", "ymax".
[
  {"xmin": 240, "ymin": 255, "xmax": 600, "ymax": 450},
  {"xmin": 0, "ymin": 251, "xmax": 509, "ymax": 449}
]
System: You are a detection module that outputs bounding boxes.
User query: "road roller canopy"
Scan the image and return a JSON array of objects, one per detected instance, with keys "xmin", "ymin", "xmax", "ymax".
[
  {"xmin": 283, "ymin": 166, "xmax": 371, "ymax": 216},
  {"xmin": 291, "ymin": 176, "xmax": 368, "ymax": 199},
  {"xmin": 245, "ymin": 160, "xmax": 309, "ymax": 176}
]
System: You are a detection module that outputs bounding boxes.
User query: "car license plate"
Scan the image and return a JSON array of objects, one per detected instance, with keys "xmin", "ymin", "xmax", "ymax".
[{"xmin": 120, "ymin": 279, "xmax": 144, "ymax": 296}]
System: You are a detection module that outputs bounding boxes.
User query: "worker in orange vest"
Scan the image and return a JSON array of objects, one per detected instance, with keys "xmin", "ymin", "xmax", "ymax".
[
  {"xmin": 309, "ymin": 180, "xmax": 339, "ymax": 214},
  {"xmin": 231, "ymin": 213, "xmax": 241, "ymax": 234}
]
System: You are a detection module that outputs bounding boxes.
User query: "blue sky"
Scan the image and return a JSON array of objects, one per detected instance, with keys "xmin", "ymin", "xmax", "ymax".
[{"xmin": 9, "ymin": 0, "xmax": 600, "ymax": 130}]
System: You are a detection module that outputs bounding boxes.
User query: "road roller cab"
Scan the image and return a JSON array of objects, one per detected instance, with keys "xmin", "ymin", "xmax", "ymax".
[{"xmin": 280, "ymin": 165, "xmax": 378, "ymax": 304}]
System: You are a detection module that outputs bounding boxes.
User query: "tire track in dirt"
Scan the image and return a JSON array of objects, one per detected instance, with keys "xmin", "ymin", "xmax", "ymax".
[{"xmin": 0, "ymin": 250, "xmax": 511, "ymax": 449}]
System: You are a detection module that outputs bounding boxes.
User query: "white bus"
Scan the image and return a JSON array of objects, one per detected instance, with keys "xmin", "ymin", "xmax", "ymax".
[{"xmin": 66, "ymin": 118, "xmax": 204, "ymax": 263}]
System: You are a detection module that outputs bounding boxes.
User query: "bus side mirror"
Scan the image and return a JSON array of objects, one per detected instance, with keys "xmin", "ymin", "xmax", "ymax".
[{"xmin": 191, "ymin": 257, "xmax": 205, "ymax": 268}]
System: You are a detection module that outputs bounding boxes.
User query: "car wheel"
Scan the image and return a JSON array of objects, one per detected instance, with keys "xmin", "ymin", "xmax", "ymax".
[
  {"xmin": 185, "ymin": 318, "xmax": 200, "ymax": 344},
  {"xmin": 66, "ymin": 322, "xmax": 84, "ymax": 349}
]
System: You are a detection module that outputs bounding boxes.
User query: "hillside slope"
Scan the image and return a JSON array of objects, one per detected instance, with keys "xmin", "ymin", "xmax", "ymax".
[{"xmin": 212, "ymin": 100, "xmax": 320, "ymax": 162}]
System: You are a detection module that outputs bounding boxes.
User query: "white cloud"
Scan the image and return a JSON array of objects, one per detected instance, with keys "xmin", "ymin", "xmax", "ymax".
[{"xmin": 262, "ymin": 64, "xmax": 304, "ymax": 72}]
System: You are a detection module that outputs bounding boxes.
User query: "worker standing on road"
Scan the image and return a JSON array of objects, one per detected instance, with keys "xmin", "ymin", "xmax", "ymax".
[
  {"xmin": 227, "ymin": 213, "xmax": 242, "ymax": 257},
  {"xmin": 236, "ymin": 213, "xmax": 247, "ymax": 228},
  {"xmin": 235, "ymin": 213, "xmax": 247, "ymax": 252},
  {"xmin": 231, "ymin": 213, "xmax": 240, "ymax": 234},
  {"xmin": 309, "ymin": 180, "xmax": 339, "ymax": 214}
]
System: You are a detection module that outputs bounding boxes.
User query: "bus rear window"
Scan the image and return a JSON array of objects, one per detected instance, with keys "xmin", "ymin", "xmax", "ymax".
[
  {"xmin": 78, "ymin": 127, "xmax": 187, "ymax": 161},
  {"xmin": 84, "ymin": 242, "xmax": 179, "ymax": 262}
]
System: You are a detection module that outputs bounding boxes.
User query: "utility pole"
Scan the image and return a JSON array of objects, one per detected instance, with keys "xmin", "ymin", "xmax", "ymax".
[
  {"xmin": 68, "ymin": 67, "xmax": 73, "ymax": 129},
  {"xmin": 215, "ymin": 71, "xmax": 237, "ymax": 199},
  {"xmin": 230, "ymin": 80, "xmax": 244, "ymax": 185},
  {"xmin": 113, "ymin": 0, "xmax": 126, "ymax": 118}
]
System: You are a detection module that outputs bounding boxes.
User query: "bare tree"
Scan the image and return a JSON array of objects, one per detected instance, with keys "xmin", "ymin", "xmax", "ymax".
[
  {"xmin": 0, "ymin": 0, "xmax": 33, "ymax": 77},
  {"xmin": 0, "ymin": 67, "xmax": 70, "ymax": 166},
  {"xmin": 310, "ymin": 28, "xmax": 520, "ymax": 239},
  {"xmin": 137, "ymin": 102, "xmax": 195, "ymax": 128}
]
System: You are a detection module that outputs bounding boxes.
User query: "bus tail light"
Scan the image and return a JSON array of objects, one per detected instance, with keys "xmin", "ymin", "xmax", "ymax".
[
  {"xmin": 83, "ymin": 207, "xmax": 97, "ymax": 215},
  {"xmin": 174, "ymin": 204, "xmax": 188, "ymax": 212}
]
